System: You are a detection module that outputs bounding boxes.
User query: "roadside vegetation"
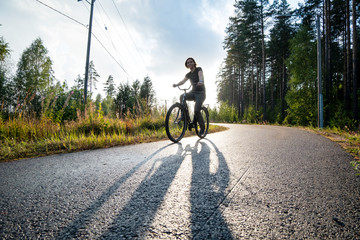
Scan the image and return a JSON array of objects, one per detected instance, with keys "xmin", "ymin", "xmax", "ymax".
[{"xmin": 0, "ymin": 102, "xmax": 227, "ymax": 162}]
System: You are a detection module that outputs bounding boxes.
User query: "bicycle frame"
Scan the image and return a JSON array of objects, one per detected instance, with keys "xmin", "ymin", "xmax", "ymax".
[{"xmin": 179, "ymin": 85, "xmax": 195, "ymax": 130}]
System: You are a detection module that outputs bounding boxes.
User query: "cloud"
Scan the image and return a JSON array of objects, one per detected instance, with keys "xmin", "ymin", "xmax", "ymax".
[
  {"xmin": 198, "ymin": 0, "xmax": 234, "ymax": 36},
  {"xmin": 90, "ymin": 0, "xmax": 235, "ymax": 106},
  {"xmin": 1, "ymin": 0, "xmax": 236, "ymax": 107},
  {"xmin": 114, "ymin": 0, "xmax": 229, "ymax": 77}
]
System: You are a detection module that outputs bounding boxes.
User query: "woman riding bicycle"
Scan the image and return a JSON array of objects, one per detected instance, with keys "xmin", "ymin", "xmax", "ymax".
[{"xmin": 173, "ymin": 57, "xmax": 206, "ymax": 135}]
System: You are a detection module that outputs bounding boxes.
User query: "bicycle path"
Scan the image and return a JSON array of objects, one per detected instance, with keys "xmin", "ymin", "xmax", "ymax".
[{"xmin": 0, "ymin": 124, "xmax": 359, "ymax": 239}]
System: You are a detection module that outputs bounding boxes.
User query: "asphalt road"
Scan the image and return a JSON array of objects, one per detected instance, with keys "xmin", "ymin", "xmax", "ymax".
[{"xmin": 1, "ymin": 124, "xmax": 359, "ymax": 239}]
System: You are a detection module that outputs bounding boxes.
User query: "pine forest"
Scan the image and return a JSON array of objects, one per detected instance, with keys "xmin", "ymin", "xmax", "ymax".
[{"xmin": 217, "ymin": 0, "xmax": 359, "ymax": 128}]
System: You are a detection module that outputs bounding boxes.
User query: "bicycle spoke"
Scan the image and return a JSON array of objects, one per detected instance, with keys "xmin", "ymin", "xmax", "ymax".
[
  {"xmin": 195, "ymin": 106, "xmax": 209, "ymax": 138},
  {"xmin": 166, "ymin": 103, "xmax": 186, "ymax": 142}
]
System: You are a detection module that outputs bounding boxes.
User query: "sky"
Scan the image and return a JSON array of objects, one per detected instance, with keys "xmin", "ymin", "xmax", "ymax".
[{"xmin": 0, "ymin": 0, "xmax": 303, "ymax": 109}]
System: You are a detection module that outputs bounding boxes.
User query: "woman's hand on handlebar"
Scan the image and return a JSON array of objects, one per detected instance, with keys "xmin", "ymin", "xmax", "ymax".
[{"xmin": 173, "ymin": 83, "xmax": 177, "ymax": 88}]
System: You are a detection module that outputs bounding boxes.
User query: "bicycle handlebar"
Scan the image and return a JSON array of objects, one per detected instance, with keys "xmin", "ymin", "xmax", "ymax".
[{"xmin": 177, "ymin": 83, "xmax": 195, "ymax": 91}]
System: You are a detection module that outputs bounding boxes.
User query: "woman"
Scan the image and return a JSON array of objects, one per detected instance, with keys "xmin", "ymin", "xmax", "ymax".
[{"xmin": 173, "ymin": 57, "xmax": 206, "ymax": 134}]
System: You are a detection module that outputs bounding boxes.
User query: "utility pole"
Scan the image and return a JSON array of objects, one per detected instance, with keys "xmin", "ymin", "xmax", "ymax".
[
  {"xmin": 83, "ymin": 0, "xmax": 95, "ymax": 104},
  {"xmin": 317, "ymin": 15, "xmax": 324, "ymax": 128},
  {"xmin": 260, "ymin": 0, "xmax": 266, "ymax": 122}
]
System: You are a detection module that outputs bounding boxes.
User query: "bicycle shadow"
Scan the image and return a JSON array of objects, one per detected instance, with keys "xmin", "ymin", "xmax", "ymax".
[
  {"xmin": 57, "ymin": 138, "xmax": 233, "ymax": 239},
  {"xmin": 187, "ymin": 138, "xmax": 233, "ymax": 239},
  {"xmin": 98, "ymin": 138, "xmax": 233, "ymax": 239},
  {"xmin": 56, "ymin": 143, "xmax": 182, "ymax": 239}
]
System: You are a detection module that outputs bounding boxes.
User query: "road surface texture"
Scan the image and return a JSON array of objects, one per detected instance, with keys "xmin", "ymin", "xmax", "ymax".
[{"xmin": 1, "ymin": 124, "xmax": 359, "ymax": 239}]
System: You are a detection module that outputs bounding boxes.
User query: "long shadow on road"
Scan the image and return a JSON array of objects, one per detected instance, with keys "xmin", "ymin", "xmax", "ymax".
[
  {"xmin": 56, "ymin": 143, "xmax": 179, "ymax": 239},
  {"xmin": 189, "ymin": 139, "xmax": 233, "ymax": 239},
  {"xmin": 99, "ymin": 143, "xmax": 185, "ymax": 239},
  {"xmin": 58, "ymin": 138, "xmax": 234, "ymax": 239}
]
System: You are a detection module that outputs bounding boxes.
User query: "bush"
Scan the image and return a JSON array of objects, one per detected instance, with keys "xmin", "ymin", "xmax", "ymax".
[
  {"xmin": 328, "ymin": 104, "xmax": 357, "ymax": 130},
  {"xmin": 218, "ymin": 102, "xmax": 238, "ymax": 123},
  {"xmin": 138, "ymin": 115, "xmax": 165, "ymax": 131},
  {"xmin": 243, "ymin": 106, "xmax": 263, "ymax": 123}
]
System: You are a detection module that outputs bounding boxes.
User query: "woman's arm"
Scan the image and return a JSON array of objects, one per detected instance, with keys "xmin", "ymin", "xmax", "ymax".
[
  {"xmin": 173, "ymin": 76, "xmax": 188, "ymax": 87},
  {"xmin": 197, "ymin": 69, "xmax": 204, "ymax": 86}
]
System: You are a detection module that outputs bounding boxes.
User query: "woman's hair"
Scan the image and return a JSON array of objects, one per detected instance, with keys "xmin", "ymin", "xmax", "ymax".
[{"xmin": 185, "ymin": 57, "xmax": 197, "ymax": 68}]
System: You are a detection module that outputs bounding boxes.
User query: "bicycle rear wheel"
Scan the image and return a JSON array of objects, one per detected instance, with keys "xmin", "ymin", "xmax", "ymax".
[
  {"xmin": 165, "ymin": 103, "xmax": 187, "ymax": 142},
  {"xmin": 195, "ymin": 106, "xmax": 209, "ymax": 138}
]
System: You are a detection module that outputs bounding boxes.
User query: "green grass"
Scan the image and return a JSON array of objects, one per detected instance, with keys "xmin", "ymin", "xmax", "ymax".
[{"xmin": 0, "ymin": 114, "xmax": 227, "ymax": 162}]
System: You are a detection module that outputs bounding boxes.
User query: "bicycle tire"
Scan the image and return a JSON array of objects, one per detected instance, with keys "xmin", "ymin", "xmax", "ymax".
[
  {"xmin": 165, "ymin": 103, "xmax": 187, "ymax": 142},
  {"xmin": 195, "ymin": 106, "xmax": 209, "ymax": 138}
]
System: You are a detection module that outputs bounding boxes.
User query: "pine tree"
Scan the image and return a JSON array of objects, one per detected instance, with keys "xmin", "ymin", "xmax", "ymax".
[
  {"xmin": 140, "ymin": 76, "xmax": 155, "ymax": 113},
  {"xmin": 267, "ymin": 0, "xmax": 294, "ymax": 122},
  {"xmin": 115, "ymin": 82, "xmax": 134, "ymax": 117},
  {"xmin": 88, "ymin": 60, "xmax": 99, "ymax": 97},
  {"xmin": 104, "ymin": 75, "xmax": 116, "ymax": 98}
]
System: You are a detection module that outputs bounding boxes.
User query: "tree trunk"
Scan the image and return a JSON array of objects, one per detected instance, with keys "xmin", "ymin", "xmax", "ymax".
[
  {"xmin": 256, "ymin": 67, "xmax": 259, "ymax": 111},
  {"xmin": 346, "ymin": 0, "xmax": 351, "ymax": 111},
  {"xmin": 232, "ymin": 66, "xmax": 235, "ymax": 106},
  {"xmin": 343, "ymin": 28, "xmax": 348, "ymax": 104},
  {"xmin": 238, "ymin": 65, "xmax": 241, "ymax": 119},
  {"xmin": 352, "ymin": 0, "xmax": 358, "ymax": 122},
  {"xmin": 324, "ymin": 0, "xmax": 332, "ymax": 124},
  {"xmin": 241, "ymin": 66, "xmax": 244, "ymax": 117},
  {"xmin": 251, "ymin": 57, "xmax": 254, "ymax": 107},
  {"xmin": 281, "ymin": 56, "xmax": 286, "ymax": 121}
]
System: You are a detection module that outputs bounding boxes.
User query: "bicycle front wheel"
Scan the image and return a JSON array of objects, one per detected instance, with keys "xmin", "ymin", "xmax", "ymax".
[
  {"xmin": 195, "ymin": 106, "xmax": 209, "ymax": 138},
  {"xmin": 165, "ymin": 103, "xmax": 187, "ymax": 142}
]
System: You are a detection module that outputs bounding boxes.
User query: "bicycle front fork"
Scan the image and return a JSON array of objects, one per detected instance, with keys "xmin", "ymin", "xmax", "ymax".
[{"xmin": 188, "ymin": 122, "xmax": 194, "ymax": 131}]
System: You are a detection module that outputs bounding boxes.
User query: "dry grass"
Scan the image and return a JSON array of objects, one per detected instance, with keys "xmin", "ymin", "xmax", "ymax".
[{"xmin": 0, "ymin": 113, "xmax": 227, "ymax": 162}]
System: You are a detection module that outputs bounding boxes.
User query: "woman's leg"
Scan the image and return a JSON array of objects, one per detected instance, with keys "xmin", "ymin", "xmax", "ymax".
[
  {"xmin": 179, "ymin": 92, "xmax": 195, "ymax": 120},
  {"xmin": 194, "ymin": 92, "xmax": 206, "ymax": 129}
]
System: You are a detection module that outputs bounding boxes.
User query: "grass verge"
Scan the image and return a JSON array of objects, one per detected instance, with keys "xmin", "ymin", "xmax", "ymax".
[{"xmin": 0, "ymin": 120, "xmax": 227, "ymax": 162}]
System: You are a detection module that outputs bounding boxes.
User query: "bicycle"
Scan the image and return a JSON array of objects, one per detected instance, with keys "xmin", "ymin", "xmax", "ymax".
[{"xmin": 165, "ymin": 84, "xmax": 209, "ymax": 143}]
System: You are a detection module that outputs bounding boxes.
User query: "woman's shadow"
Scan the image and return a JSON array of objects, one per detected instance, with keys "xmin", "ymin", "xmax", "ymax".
[
  {"xmin": 188, "ymin": 139, "xmax": 233, "ymax": 239},
  {"xmin": 99, "ymin": 143, "xmax": 185, "ymax": 239},
  {"xmin": 58, "ymin": 139, "xmax": 233, "ymax": 239},
  {"xmin": 57, "ymin": 143, "xmax": 184, "ymax": 239},
  {"xmin": 97, "ymin": 139, "xmax": 233, "ymax": 239}
]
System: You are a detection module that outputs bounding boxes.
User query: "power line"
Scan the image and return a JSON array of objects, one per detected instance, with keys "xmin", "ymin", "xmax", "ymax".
[
  {"xmin": 95, "ymin": 1, "xmax": 136, "ymax": 63},
  {"xmin": 95, "ymin": 0, "xmax": 144, "ymax": 79},
  {"xmin": 93, "ymin": 3, "xmax": 126, "ymax": 67},
  {"xmin": 91, "ymin": 33, "xmax": 134, "ymax": 80},
  {"xmin": 81, "ymin": 0, "xmax": 137, "ymax": 81},
  {"xmin": 35, "ymin": 0, "xmax": 86, "ymax": 28},
  {"xmin": 110, "ymin": 0, "xmax": 146, "ymax": 64},
  {"xmin": 34, "ymin": 0, "xmax": 134, "ymax": 80}
]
